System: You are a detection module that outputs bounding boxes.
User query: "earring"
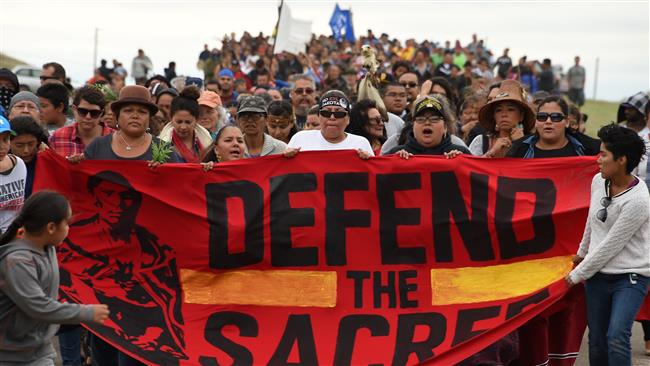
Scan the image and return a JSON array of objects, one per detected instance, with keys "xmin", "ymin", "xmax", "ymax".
[
  {"xmin": 115, "ymin": 122, "xmax": 119, "ymax": 129},
  {"xmin": 216, "ymin": 153, "xmax": 222, "ymax": 163}
]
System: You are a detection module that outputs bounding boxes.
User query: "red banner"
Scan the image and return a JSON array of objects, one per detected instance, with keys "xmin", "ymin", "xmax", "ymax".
[{"xmin": 34, "ymin": 150, "xmax": 598, "ymax": 366}]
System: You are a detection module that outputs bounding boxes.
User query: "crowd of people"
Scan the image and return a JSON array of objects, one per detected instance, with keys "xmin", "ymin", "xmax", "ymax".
[{"xmin": 0, "ymin": 28, "xmax": 647, "ymax": 366}]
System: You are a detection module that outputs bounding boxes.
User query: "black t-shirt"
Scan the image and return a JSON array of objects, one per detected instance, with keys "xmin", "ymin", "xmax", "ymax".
[{"xmin": 532, "ymin": 143, "xmax": 578, "ymax": 158}]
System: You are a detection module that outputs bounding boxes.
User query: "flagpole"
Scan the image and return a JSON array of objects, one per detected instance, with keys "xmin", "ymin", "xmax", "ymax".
[{"xmin": 270, "ymin": 0, "xmax": 284, "ymax": 56}]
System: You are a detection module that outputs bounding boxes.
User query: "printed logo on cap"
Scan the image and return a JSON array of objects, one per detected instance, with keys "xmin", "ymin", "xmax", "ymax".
[
  {"xmin": 320, "ymin": 96, "xmax": 350, "ymax": 110},
  {"xmin": 415, "ymin": 97, "xmax": 443, "ymax": 115}
]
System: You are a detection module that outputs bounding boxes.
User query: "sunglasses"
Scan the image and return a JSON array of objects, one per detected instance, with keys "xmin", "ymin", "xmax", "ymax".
[
  {"xmin": 596, "ymin": 196, "xmax": 611, "ymax": 222},
  {"xmin": 536, "ymin": 112, "xmax": 566, "ymax": 122},
  {"xmin": 294, "ymin": 88, "xmax": 315, "ymax": 95},
  {"xmin": 400, "ymin": 82, "xmax": 418, "ymax": 88},
  {"xmin": 39, "ymin": 75, "xmax": 58, "ymax": 81},
  {"xmin": 319, "ymin": 110, "xmax": 348, "ymax": 119},
  {"xmin": 76, "ymin": 107, "xmax": 103, "ymax": 118}
]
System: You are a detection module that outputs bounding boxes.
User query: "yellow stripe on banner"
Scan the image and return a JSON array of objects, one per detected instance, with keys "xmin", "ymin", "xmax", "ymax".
[
  {"xmin": 180, "ymin": 269, "xmax": 337, "ymax": 307},
  {"xmin": 430, "ymin": 255, "xmax": 573, "ymax": 305}
]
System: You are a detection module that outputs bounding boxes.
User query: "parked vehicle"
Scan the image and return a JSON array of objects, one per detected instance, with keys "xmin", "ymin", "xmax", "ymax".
[{"xmin": 12, "ymin": 65, "xmax": 41, "ymax": 91}]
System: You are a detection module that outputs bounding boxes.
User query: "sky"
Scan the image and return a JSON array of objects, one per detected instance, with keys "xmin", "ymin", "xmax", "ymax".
[{"xmin": 1, "ymin": 0, "xmax": 648, "ymax": 102}]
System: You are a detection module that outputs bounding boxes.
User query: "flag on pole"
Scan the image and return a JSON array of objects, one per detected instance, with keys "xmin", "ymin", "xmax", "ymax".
[
  {"xmin": 274, "ymin": 3, "xmax": 312, "ymax": 55},
  {"xmin": 329, "ymin": 4, "xmax": 355, "ymax": 42}
]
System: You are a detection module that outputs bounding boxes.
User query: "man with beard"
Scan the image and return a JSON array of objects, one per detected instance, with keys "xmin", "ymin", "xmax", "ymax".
[
  {"xmin": 57, "ymin": 171, "xmax": 187, "ymax": 365},
  {"xmin": 290, "ymin": 75, "xmax": 317, "ymax": 129},
  {"xmin": 236, "ymin": 96, "xmax": 286, "ymax": 157}
]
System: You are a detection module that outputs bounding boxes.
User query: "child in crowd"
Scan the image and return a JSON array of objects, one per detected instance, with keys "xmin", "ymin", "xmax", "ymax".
[{"xmin": 0, "ymin": 191, "xmax": 109, "ymax": 365}]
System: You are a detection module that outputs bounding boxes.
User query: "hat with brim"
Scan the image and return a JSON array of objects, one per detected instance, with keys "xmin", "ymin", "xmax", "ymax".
[
  {"xmin": 0, "ymin": 116, "xmax": 16, "ymax": 136},
  {"xmin": 111, "ymin": 85, "xmax": 158, "ymax": 115},
  {"xmin": 478, "ymin": 80, "xmax": 535, "ymax": 134}
]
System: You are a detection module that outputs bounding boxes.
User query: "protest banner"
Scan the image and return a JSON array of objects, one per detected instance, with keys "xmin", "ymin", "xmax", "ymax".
[{"xmin": 34, "ymin": 150, "xmax": 598, "ymax": 365}]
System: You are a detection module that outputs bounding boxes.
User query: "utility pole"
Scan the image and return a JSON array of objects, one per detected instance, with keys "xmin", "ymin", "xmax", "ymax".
[
  {"xmin": 593, "ymin": 57, "xmax": 599, "ymax": 100},
  {"xmin": 93, "ymin": 28, "xmax": 98, "ymax": 74}
]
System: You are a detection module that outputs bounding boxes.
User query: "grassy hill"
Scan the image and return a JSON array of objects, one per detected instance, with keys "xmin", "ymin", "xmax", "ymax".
[
  {"xmin": 582, "ymin": 100, "xmax": 620, "ymax": 137},
  {"xmin": 0, "ymin": 52, "xmax": 28, "ymax": 69}
]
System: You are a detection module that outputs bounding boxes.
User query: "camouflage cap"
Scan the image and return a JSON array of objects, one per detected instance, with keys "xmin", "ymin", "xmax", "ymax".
[{"xmin": 237, "ymin": 95, "xmax": 268, "ymax": 115}]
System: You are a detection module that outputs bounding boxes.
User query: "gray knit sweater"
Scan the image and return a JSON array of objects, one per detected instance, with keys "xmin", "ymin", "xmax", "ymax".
[{"xmin": 569, "ymin": 174, "xmax": 650, "ymax": 283}]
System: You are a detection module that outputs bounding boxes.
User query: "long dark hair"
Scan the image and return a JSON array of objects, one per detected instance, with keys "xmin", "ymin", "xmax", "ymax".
[
  {"xmin": 0, "ymin": 190, "xmax": 70, "ymax": 246},
  {"xmin": 347, "ymin": 99, "xmax": 387, "ymax": 146}
]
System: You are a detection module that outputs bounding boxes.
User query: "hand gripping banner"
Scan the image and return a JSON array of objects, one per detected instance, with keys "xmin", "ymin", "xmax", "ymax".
[{"xmin": 34, "ymin": 150, "xmax": 598, "ymax": 365}]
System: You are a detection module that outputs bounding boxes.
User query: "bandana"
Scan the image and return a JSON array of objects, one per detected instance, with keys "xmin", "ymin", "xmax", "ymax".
[
  {"xmin": 0, "ymin": 87, "xmax": 16, "ymax": 110},
  {"xmin": 319, "ymin": 95, "xmax": 350, "ymax": 111}
]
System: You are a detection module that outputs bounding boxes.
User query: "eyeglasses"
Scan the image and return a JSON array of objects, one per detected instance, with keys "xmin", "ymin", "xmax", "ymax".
[
  {"xmin": 368, "ymin": 116, "xmax": 384, "ymax": 125},
  {"xmin": 294, "ymin": 88, "xmax": 315, "ymax": 95},
  {"xmin": 39, "ymin": 76, "xmax": 58, "ymax": 81},
  {"xmin": 414, "ymin": 115, "xmax": 444, "ymax": 124},
  {"xmin": 596, "ymin": 196, "xmax": 611, "ymax": 222},
  {"xmin": 385, "ymin": 92, "xmax": 407, "ymax": 99},
  {"xmin": 319, "ymin": 110, "xmax": 348, "ymax": 119},
  {"xmin": 400, "ymin": 82, "xmax": 418, "ymax": 88},
  {"xmin": 76, "ymin": 107, "xmax": 103, "ymax": 118},
  {"xmin": 536, "ymin": 112, "xmax": 566, "ymax": 122},
  {"xmin": 238, "ymin": 113, "xmax": 265, "ymax": 122}
]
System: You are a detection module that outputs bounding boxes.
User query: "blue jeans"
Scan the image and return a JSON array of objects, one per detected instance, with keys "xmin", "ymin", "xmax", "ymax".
[
  {"xmin": 585, "ymin": 272, "xmax": 650, "ymax": 366},
  {"xmin": 58, "ymin": 325, "xmax": 82, "ymax": 366}
]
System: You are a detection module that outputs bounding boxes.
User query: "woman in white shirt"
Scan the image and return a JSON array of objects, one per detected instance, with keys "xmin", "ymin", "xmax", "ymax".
[
  {"xmin": 286, "ymin": 90, "xmax": 373, "ymax": 159},
  {"xmin": 567, "ymin": 124, "xmax": 650, "ymax": 365}
]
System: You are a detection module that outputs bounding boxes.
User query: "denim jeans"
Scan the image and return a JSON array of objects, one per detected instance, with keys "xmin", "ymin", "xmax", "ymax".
[
  {"xmin": 585, "ymin": 272, "xmax": 650, "ymax": 366},
  {"xmin": 58, "ymin": 325, "xmax": 82, "ymax": 366}
]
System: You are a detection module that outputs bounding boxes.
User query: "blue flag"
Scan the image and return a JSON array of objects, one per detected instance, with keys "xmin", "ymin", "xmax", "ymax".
[{"xmin": 329, "ymin": 4, "xmax": 355, "ymax": 42}]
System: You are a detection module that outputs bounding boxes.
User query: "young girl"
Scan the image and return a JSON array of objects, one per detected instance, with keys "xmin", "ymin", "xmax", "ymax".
[{"xmin": 0, "ymin": 190, "xmax": 109, "ymax": 365}]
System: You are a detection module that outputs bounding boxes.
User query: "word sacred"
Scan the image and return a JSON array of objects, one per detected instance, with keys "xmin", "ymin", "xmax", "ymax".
[{"xmin": 197, "ymin": 289, "xmax": 549, "ymax": 366}]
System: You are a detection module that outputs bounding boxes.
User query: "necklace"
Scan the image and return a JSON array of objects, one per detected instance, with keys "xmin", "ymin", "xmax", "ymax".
[{"xmin": 117, "ymin": 131, "xmax": 147, "ymax": 151}]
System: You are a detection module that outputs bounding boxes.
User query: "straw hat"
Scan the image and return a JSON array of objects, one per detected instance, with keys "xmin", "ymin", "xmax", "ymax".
[{"xmin": 478, "ymin": 80, "xmax": 535, "ymax": 134}]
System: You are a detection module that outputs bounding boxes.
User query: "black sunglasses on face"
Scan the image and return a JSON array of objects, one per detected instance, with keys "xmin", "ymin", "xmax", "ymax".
[
  {"xmin": 319, "ymin": 110, "xmax": 348, "ymax": 119},
  {"xmin": 536, "ymin": 112, "xmax": 566, "ymax": 122},
  {"xmin": 76, "ymin": 107, "xmax": 103, "ymax": 118},
  {"xmin": 596, "ymin": 196, "xmax": 611, "ymax": 222},
  {"xmin": 294, "ymin": 88, "xmax": 314, "ymax": 95},
  {"xmin": 39, "ymin": 75, "xmax": 58, "ymax": 81}
]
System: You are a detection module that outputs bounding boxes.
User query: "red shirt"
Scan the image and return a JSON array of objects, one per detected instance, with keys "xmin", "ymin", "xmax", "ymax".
[{"xmin": 49, "ymin": 122, "xmax": 114, "ymax": 157}]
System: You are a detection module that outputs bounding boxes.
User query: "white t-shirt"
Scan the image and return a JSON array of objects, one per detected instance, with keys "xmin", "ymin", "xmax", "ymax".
[
  {"xmin": 288, "ymin": 130, "xmax": 375, "ymax": 156},
  {"xmin": 0, "ymin": 155, "xmax": 27, "ymax": 233}
]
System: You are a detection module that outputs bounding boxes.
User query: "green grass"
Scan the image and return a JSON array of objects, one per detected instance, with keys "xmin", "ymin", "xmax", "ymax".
[
  {"xmin": 0, "ymin": 53, "xmax": 27, "ymax": 70},
  {"xmin": 582, "ymin": 100, "xmax": 620, "ymax": 137}
]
